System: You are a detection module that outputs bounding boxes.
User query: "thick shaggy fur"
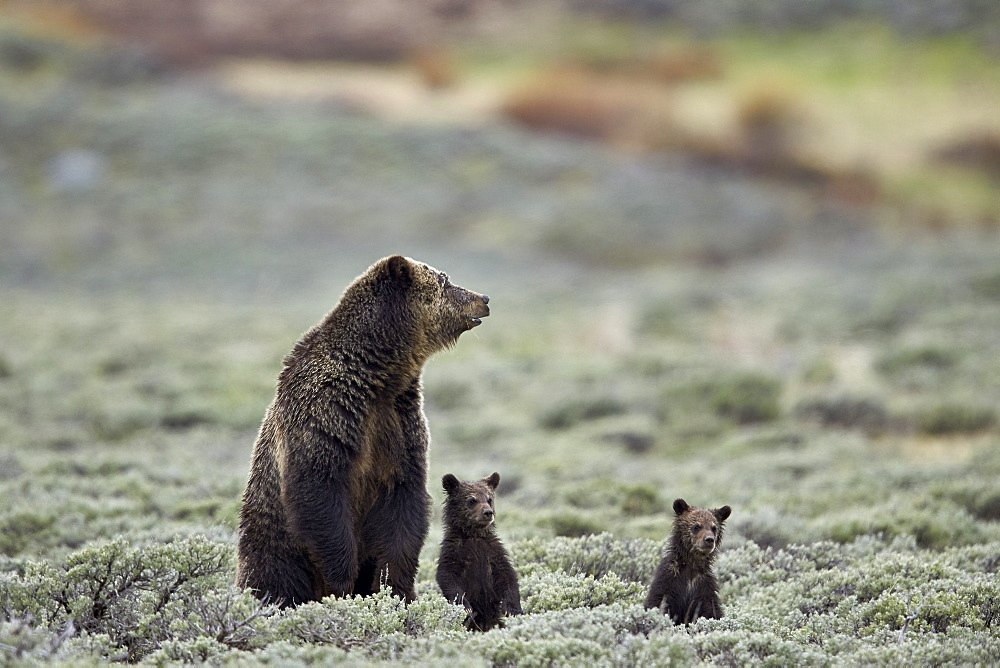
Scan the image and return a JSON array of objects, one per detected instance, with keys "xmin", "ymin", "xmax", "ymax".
[
  {"xmin": 644, "ymin": 498, "xmax": 732, "ymax": 624},
  {"xmin": 436, "ymin": 472, "xmax": 522, "ymax": 631},
  {"xmin": 236, "ymin": 255, "xmax": 490, "ymax": 607}
]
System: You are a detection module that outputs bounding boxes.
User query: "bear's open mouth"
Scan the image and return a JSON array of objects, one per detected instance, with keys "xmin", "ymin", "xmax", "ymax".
[{"xmin": 466, "ymin": 315, "xmax": 487, "ymax": 327}]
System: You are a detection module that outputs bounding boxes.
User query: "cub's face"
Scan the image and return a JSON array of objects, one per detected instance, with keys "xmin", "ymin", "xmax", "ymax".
[
  {"xmin": 684, "ymin": 508, "xmax": 723, "ymax": 554},
  {"xmin": 673, "ymin": 498, "xmax": 731, "ymax": 555},
  {"xmin": 443, "ymin": 472, "xmax": 500, "ymax": 530},
  {"xmin": 405, "ymin": 258, "xmax": 490, "ymax": 350}
]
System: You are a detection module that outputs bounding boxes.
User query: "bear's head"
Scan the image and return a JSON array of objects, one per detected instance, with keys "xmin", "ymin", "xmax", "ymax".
[
  {"xmin": 672, "ymin": 498, "xmax": 731, "ymax": 556},
  {"xmin": 442, "ymin": 472, "xmax": 501, "ymax": 535},
  {"xmin": 366, "ymin": 255, "xmax": 490, "ymax": 355}
]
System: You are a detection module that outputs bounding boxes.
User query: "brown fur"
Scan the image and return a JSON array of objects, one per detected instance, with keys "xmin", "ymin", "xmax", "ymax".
[
  {"xmin": 644, "ymin": 498, "xmax": 731, "ymax": 624},
  {"xmin": 436, "ymin": 472, "xmax": 522, "ymax": 631},
  {"xmin": 236, "ymin": 255, "xmax": 490, "ymax": 607}
]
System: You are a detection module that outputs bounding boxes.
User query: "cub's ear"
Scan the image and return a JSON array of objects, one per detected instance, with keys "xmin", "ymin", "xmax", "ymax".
[
  {"xmin": 714, "ymin": 505, "xmax": 732, "ymax": 522},
  {"xmin": 442, "ymin": 474, "xmax": 460, "ymax": 493},
  {"xmin": 485, "ymin": 472, "xmax": 500, "ymax": 489},
  {"xmin": 383, "ymin": 255, "xmax": 413, "ymax": 286},
  {"xmin": 672, "ymin": 498, "xmax": 690, "ymax": 515}
]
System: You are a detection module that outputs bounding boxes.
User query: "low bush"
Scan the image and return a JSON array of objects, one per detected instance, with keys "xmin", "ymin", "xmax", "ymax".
[
  {"xmin": 519, "ymin": 571, "xmax": 645, "ymax": 613},
  {"xmin": 547, "ymin": 512, "xmax": 608, "ymax": 539},
  {"xmin": 913, "ymin": 403, "xmax": 997, "ymax": 435},
  {"xmin": 513, "ymin": 532, "xmax": 660, "ymax": 582},
  {"xmin": 538, "ymin": 394, "xmax": 630, "ymax": 430},
  {"xmin": 711, "ymin": 372, "xmax": 783, "ymax": 425},
  {"xmin": 971, "ymin": 269, "xmax": 1000, "ymax": 301},
  {"xmin": 793, "ymin": 394, "xmax": 889, "ymax": 435},
  {"xmin": 816, "ymin": 503, "xmax": 994, "ymax": 549},
  {"xmin": 933, "ymin": 481, "xmax": 1000, "ymax": 521},
  {"xmin": 0, "ymin": 536, "xmax": 264, "ymax": 662},
  {"xmin": 876, "ymin": 346, "xmax": 958, "ymax": 376}
]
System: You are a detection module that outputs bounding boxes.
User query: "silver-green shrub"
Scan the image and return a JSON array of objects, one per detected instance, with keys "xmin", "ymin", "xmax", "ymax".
[
  {"xmin": 512, "ymin": 532, "xmax": 662, "ymax": 582},
  {"xmin": 519, "ymin": 571, "xmax": 645, "ymax": 613}
]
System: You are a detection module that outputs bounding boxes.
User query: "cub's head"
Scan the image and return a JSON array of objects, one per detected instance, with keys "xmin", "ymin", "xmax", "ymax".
[
  {"xmin": 442, "ymin": 472, "xmax": 501, "ymax": 534},
  {"xmin": 672, "ymin": 498, "xmax": 731, "ymax": 556},
  {"xmin": 370, "ymin": 255, "xmax": 490, "ymax": 353}
]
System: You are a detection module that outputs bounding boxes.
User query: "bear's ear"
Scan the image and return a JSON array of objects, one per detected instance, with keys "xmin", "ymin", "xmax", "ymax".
[
  {"xmin": 673, "ymin": 498, "xmax": 690, "ymax": 515},
  {"xmin": 382, "ymin": 255, "xmax": 413, "ymax": 287},
  {"xmin": 442, "ymin": 474, "xmax": 460, "ymax": 493},
  {"xmin": 485, "ymin": 472, "xmax": 500, "ymax": 489},
  {"xmin": 713, "ymin": 505, "xmax": 732, "ymax": 522}
]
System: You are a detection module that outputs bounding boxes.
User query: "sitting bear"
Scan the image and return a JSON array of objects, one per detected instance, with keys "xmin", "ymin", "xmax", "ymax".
[
  {"xmin": 436, "ymin": 472, "xmax": 522, "ymax": 631},
  {"xmin": 644, "ymin": 498, "xmax": 732, "ymax": 624},
  {"xmin": 236, "ymin": 255, "xmax": 490, "ymax": 607}
]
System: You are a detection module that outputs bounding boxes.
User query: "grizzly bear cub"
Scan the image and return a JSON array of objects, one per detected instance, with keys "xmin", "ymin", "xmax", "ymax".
[
  {"xmin": 437, "ymin": 472, "xmax": 522, "ymax": 631},
  {"xmin": 644, "ymin": 498, "xmax": 732, "ymax": 624}
]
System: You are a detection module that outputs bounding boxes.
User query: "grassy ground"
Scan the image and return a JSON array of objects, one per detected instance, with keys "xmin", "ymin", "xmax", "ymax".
[{"xmin": 1, "ymin": 17, "xmax": 999, "ymax": 666}]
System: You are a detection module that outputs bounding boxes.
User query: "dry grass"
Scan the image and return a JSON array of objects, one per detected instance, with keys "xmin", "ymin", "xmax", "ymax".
[
  {"xmin": 500, "ymin": 64, "xmax": 676, "ymax": 144},
  {"xmin": 499, "ymin": 46, "xmax": 722, "ymax": 148},
  {"xmin": 640, "ymin": 47, "xmax": 723, "ymax": 84},
  {"xmin": 410, "ymin": 47, "xmax": 459, "ymax": 90}
]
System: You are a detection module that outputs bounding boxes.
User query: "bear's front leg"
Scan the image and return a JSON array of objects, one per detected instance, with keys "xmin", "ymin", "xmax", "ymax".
[
  {"xmin": 436, "ymin": 561, "xmax": 468, "ymax": 610},
  {"xmin": 281, "ymin": 430, "xmax": 360, "ymax": 599},
  {"xmin": 359, "ymin": 377, "xmax": 432, "ymax": 601},
  {"xmin": 493, "ymin": 555, "xmax": 522, "ymax": 617},
  {"xmin": 643, "ymin": 557, "xmax": 673, "ymax": 611},
  {"xmin": 688, "ymin": 576, "xmax": 724, "ymax": 621},
  {"xmin": 361, "ymin": 484, "xmax": 431, "ymax": 601}
]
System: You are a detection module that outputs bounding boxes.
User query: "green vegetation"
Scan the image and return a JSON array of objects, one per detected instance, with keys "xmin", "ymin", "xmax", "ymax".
[
  {"xmin": 1, "ymin": 15, "xmax": 999, "ymax": 667},
  {"xmin": 493, "ymin": 21, "xmax": 1000, "ymax": 234}
]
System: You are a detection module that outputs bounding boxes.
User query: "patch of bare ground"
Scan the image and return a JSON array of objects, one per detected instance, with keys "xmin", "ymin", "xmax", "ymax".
[
  {"xmin": 884, "ymin": 435, "xmax": 983, "ymax": 465},
  {"xmin": 215, "ymin": 58, "xmax": 504, "ymax": 126}
]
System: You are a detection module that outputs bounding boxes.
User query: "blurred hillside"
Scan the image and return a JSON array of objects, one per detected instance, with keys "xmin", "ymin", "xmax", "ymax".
[
  {"xmin": 7, "ymin": 0, "xmax": 1000, "ymax": 65},
  {"xmin": 2, "ymin": 0, "xmax": 999, "ymax": 300},
  {"xmin": 2, "ymin": 0, "xmax": 545, "ymax": 63}
]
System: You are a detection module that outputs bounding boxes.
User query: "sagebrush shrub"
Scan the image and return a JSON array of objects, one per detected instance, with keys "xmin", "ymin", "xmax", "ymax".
[
  {"xmin": 512, "ymin": 532, "xmax": 661, "ymax": 582},
  {"xmin": 519, "ymin": 571, "xmax": 645, "ymax": 613},
  {"xmin": 0, "ymin": 536, "xmax": 266, "ymax": 662}
]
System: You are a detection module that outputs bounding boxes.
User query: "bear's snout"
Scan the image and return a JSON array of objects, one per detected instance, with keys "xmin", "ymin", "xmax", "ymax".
[
  {"xmin": 464, "ymin": 293, "xmax": 490, "ymax": 328},
  {"xmin": 472, "ymin": 293, "xmax": 490, "ymax": 317}
]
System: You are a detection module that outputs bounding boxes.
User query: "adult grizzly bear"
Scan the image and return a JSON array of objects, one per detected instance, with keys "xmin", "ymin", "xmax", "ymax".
[
  {"xmin": 436, "ymin": 472, "xmax": 522, "ymax": 631},
  {"xmin": 644, "ymin": 498, "xmax": 731, "ymax": 624},
  {"xmin": 236, "ymin": 255, "xmax": 490, "ymax": 607}
]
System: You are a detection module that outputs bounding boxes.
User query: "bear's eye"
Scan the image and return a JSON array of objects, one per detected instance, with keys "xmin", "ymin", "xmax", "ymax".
[
  {"xmin": 467, "ymin": 497, "xmax": 477, "ymax": 506},
  {"xmin": 692, "ymin": 524, "xmax": 702, "ymax": 532},
  {"xmin": 487, "ymin": 497, "xmax": 494, "ymax": 506},
  {"xmin": 710, "ymin": 525, "xmax": 717, "ymax": 532}
]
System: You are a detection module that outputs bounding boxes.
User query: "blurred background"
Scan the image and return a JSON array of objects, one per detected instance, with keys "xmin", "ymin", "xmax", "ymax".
[
  {"xmin": 3, "ymin": 0, "xmax": 1000, "ymax": 289},
  {"xmin": 1, "ymin": 0, "xmax": 1000, "ymax": 551}
]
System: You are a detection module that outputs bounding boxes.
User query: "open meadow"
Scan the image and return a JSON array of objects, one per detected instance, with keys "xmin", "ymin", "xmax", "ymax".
[{"xmin": 1, "ymin": 7, "xmax": 999, "ymax": 665}]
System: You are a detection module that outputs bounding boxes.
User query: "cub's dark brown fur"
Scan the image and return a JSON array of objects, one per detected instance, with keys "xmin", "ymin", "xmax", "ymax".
[
  {"xmin": 437, "ymin": 472, "xmax": 522, "ymax": 631},
  {"xmin": 236, "ymin": 255, "xmax": 490, "ymax": 607},
  {"xmin": 644, "ymin": 498, "xmax": 731, "ymax": 624}
]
